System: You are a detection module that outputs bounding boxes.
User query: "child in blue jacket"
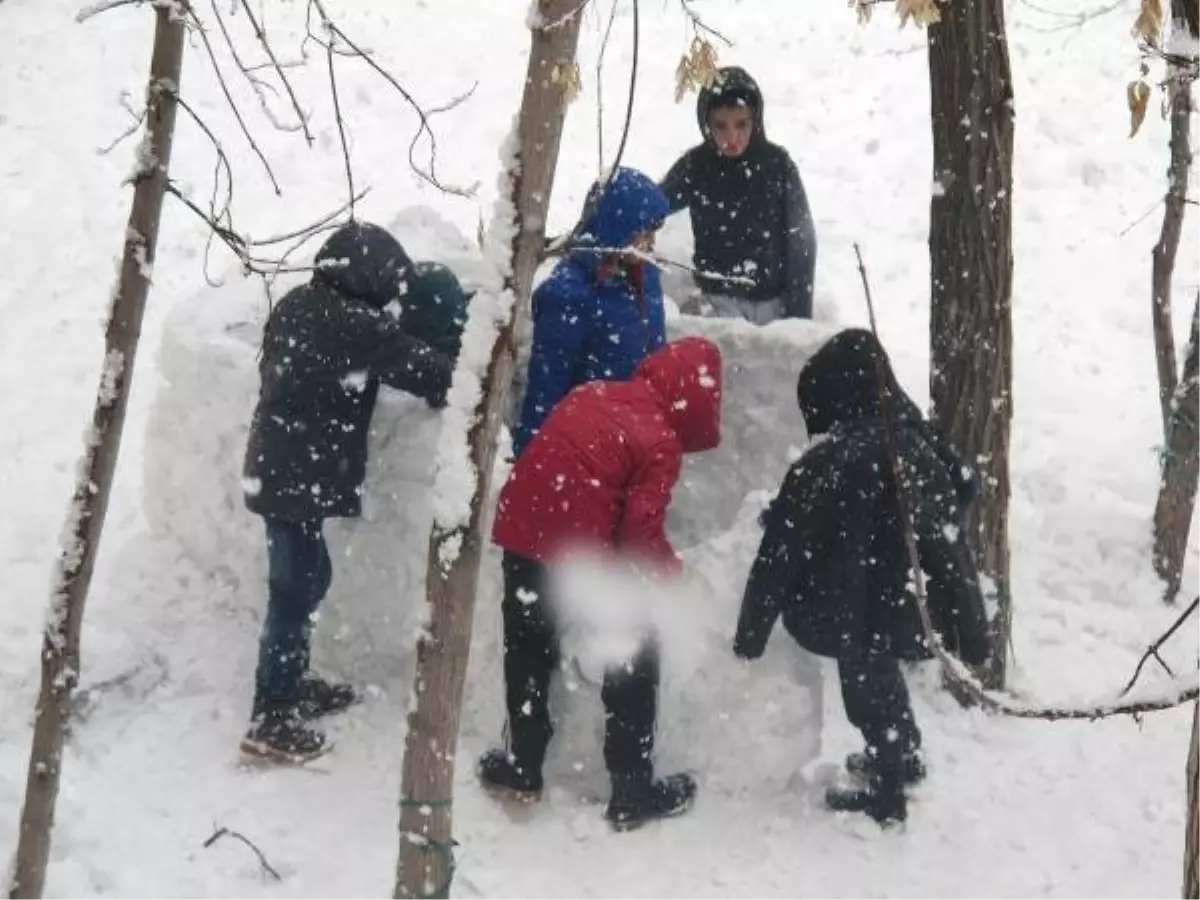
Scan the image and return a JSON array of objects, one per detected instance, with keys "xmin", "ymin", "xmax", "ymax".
[{"xmin": 512, "ymin": 167, "xmax": 670, "ymax": 457}]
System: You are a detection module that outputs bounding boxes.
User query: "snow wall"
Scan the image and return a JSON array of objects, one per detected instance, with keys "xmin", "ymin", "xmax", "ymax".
[{"xmin": 140, "ymin": 207, "xmax": 835, "ymax": 797}]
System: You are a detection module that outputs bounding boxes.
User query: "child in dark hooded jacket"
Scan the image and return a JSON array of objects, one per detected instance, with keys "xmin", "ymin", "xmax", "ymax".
[
  {"xmin": 661, "ymin": 66, "xmax": 817, "ymax": 322},
  {"xmin": 482, "ymin": 336, "xmax": 723, "ymax": 832},
  {"xmin": 734, "ymin": 329, "xmax": 990, "ymax": 825},
  {"xmin": 240, "ymin": 221, "xmax": 468, "ymax": 764}
]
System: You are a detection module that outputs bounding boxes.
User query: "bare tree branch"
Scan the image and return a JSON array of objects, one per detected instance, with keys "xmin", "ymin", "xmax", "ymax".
[
  {"xmin": 234, "ymin": 0, "xmax": 314, "ymax": 143},
  {"xmin": 853, "ymin": 242, "xmax": 1199, "ymax": 723},
  {"xmin": 181, "ymin": 1, "xmax": 282, "ymax": 194},
  {"xmin": 304, "ymin": 0, "xmax": 477, "ymax": 198},
  {"xmin": 77, "ymin": 0, "xmax": 150, "ymax": 23},
  {"xmin": 1121, "ymin": 596, "xmax": 1198, "ymax": 697},
  {"xmin": 203, "ymin": 826, "xmax": 282, "ymax": 882},
  {"xmin": 96, "ymin": 90, "xmax": 148, "ymax": 155},
  {"xmin": 680, "ymin": 0, "xmax": 733, "ymax": 46},
  {"xmin": 595, "ymin": 0, "xmax": 620, "ymax": 177}
]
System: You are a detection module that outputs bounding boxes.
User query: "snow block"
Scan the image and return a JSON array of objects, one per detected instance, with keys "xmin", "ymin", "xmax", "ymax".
[{"xmin": 141, "ymin": 208, "xmax": 831, "ymax": 799}]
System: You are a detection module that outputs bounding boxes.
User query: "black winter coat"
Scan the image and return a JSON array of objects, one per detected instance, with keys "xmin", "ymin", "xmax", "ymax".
[
  {"xmin": 243, "ymin": 223, "xmax": 453, "ymax": 522},
  {"xmin": 660, "ymin": 67, "xmax": 817, "ymax": 318},
  {"xmin": 734, "ymin": 329, "xmax": 990, "ymax": 665}
]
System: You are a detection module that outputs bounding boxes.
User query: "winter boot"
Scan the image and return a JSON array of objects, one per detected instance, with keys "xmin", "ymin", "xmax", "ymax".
[
  {"xmin": 295, "ymin": 672, "xmax": 359, "ymax": 720},
  {"xmin": 477, "ymin": 748, "xmax": 543, "ymax": 803},
  {"xmin": 825, "ymin": 771, "xmax": 907, "ymax": 826},
  {"xmin": 240, "ymin": 708, "xmax": 328, "ymax": 765},
  {"xmin": 845, "ymin": 749, "xmax": 926, "ymax": 785},
  {"xmin": 605, "ymin": 773, "xmax": 697, "ymax": 832}
]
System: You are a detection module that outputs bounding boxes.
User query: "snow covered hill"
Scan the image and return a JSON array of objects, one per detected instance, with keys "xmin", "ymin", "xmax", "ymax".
[{"xmin": 1, "ymin": 0, "xmax": 1197, "ymax": 896}]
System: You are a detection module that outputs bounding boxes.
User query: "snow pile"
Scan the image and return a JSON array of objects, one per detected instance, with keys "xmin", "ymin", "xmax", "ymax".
[{"xmin": 138, "ymin": 205, "xmax": 828, "ymax": 785}]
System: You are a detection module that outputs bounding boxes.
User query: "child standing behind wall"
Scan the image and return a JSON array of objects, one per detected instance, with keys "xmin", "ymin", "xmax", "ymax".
[
  {"xmin": 661, "ymin": 66, "xmax": 817, "ymax": 323},
  {"xmin": 512, "ymin": 167, "xmax": 670, "ymax": 457}
]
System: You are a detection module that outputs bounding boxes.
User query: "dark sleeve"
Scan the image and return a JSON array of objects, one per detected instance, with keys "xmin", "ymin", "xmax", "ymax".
[
  {"xmin": 781, "ymin": 156, "xmax": 817, "ymax": 320},
  {"xmin": 917, "ymin": 511, "xmax": 991, "ymax": 666},
  {"xmin": 343, "ymin": 303, "xmax": 453, "ymax": 409},
  {"xmin": 734, "ymin": 466, "xmax": 807, "ymax": 659},
  {"xmin": 660, "ymin": 152, "xmax": 693, "ymax": 216},
  {"xmin": 512, "ymin": 280, "xmax": 588, "ymax": 456}
]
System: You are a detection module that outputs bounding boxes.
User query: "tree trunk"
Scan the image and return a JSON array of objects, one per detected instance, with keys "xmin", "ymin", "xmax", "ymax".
[
  {"xmin": 8, "ymin": 8, "xmax": 184, "ymax": 899},
  {"xmin": 1151, "ymin": 15, "xmax": 1194, "ymax": 440},
  {"xmin": 1154, "ymin": 297, "xmax": 1199, "ymax": 602},
  {"xmin": 1186, "ymin": 702, "xmax": 1199, "ymax": 899},
  {"xmin": 392, "ymin": 3, "xmax": 582, "ymax": 898},
  {"xmin": 927, "ymin": 0, "xmax": 1016, "ymax": 690}
]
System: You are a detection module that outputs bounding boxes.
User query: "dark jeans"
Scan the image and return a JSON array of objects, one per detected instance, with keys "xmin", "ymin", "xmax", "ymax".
[
  {"xmin": 837, "ymin": 654, "xmax": 922, "ymax": 776},
  {"xmin": 501, "ymin": 551, "xmax": 659, "ymax": 783},
  {"xmin": 253, "ymin": 517, "xmax": 332, "ymax": 716}
]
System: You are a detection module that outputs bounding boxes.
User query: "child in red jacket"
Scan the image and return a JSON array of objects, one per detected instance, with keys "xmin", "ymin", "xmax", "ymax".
[{"xmin": 479, "ymin": 336, "xmax": 723, "ymax": 831}]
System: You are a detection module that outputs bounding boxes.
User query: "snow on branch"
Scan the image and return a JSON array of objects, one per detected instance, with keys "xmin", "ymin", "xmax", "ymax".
[{"xmin": 853, "ymin": 243, "xmax": 1199, "ymax": 723}]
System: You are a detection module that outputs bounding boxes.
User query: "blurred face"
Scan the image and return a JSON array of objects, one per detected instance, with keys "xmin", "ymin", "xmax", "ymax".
[{"xmin": 707, "ymin": 104, "xmax": 754, "ymax": 157}]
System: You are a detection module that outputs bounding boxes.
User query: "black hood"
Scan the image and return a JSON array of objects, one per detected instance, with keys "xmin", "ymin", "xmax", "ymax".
[
  {"xmin": 796, "ymin": 328, "xmax": 922, "ymax": 436},
  {"xmin": 696, "ymin": 66, "xmax": 766, "ymax": 148},
  {"xmin": 313, "ymin": 221, "xmax": 413, "ymax": 310}
]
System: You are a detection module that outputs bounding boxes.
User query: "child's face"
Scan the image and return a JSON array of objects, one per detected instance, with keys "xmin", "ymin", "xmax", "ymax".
[
  {"xmin": 631, "ymin": 229, "xmax": 657, "ymax": 253},
  {"xmin": 707, "ymin": 104, "xmax": 754, "ymax": 157}
]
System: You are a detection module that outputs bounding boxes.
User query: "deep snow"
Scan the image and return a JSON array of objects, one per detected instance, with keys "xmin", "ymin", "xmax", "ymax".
[{"xmin": 1, "ymin": 0, "xmax": 1198, "ymax": 897}]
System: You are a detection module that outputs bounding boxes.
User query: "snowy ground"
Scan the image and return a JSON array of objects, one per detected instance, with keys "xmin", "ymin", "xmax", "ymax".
[{"xmin": 2, "ymin": 0, "xmax": 1198, "ymax": 897}]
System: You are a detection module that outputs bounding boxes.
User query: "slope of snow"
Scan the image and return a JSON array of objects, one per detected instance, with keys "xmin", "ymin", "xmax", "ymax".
[{"xmin": 1, "ymin": 0, "xmax": 1197, "ymax": 896}]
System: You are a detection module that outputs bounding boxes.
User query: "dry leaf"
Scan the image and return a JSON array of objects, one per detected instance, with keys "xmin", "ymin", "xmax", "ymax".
[
  {"xmin": 896, "ymin": 0, "xmax": 941, "ymax": 28},
  {"xmin": 674, "ymin": 37, "xmax": 720, "ymax": 103},
  {"xmin": 1132, "ymin": 0, "xmax": 1164, "ymax": 43},
  {"xmin": 854, "ymin": 0, "xmax": 874, "ymax": 25},
  {"xmin": 1128, "ymin": 79, "xmax": 1152, "ymax": 136}
]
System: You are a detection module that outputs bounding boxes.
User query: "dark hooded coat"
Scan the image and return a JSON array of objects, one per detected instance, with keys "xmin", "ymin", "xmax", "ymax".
[
  {"xmin": 660, "ymin": 67, "xmax": 817, "ymax": 318},
  {"xmin": 733, "ymin": 329, "xmax": 990, "ymax": 664},
  {"xmin": 243, "ymin": 222, "xmax": 454, "ymax": 522}
]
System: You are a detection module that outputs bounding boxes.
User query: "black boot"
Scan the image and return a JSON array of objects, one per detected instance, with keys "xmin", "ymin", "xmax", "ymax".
[
  {"xmin": 845, "ymin": 749, "xmax": 926, "ymax": 785},
  {"xmin": 478, "ymin": 748, "xmax": 544, "ymax": 802},
  {"xmin": 605, "ymin": 773, "xmax": 697, "ymax": 832},
  {"xmin": 240, "ymin": 707, "xmax": 328, "ymax": 765},
  {"xmin": 295, "ymin": 672, "xmax": 359, "ymax": 720},
  {"xmin": 825, "ymin": 771, "xmax": 906, "ymax": 826}
]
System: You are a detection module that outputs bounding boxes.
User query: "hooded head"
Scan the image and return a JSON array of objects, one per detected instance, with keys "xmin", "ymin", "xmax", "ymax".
[
  {"xmin": 696, "ymin": 66, "xmax": 765, "ymax": 156},
  {"xmin": 401, "ymin": 262, "xmax": 472, "ymax": 360},
  {"xmin": 313, "ymin": 221, "xmax": 414, "ymax": 310},
  {"xmin": 634, "ymin": 336, "xmax": 723, "ymax": 453},
  {"xmin": 796, "ymin": 328, "xmax": 918, "ymax": 437},
  {"xmin": 575, "ymin": 167, "xmax": 670, "ymax": 255}
]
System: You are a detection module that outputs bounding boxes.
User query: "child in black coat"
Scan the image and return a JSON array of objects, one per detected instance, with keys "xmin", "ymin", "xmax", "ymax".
[
  {"xmin": 734, "ymin": 329, "xmax": 990, "ymax": 825},
  {"xmin": 661, "ymin": 66, "xmax": 817, "ymax": 322}
]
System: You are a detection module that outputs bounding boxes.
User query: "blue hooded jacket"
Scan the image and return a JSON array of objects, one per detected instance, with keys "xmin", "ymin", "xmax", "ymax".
[{"xmin": 512, "ymin": 167, "xmax": 671, "ymax": 456}]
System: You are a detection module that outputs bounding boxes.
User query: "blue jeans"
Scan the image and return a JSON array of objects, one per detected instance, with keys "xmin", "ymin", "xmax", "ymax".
[{"xmin": 254, "ymin": 517, "xmax": 332, "ymax": 715}]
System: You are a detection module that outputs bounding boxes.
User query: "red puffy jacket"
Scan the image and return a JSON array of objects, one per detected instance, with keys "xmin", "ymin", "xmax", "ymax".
[{"xmin": 492, "ymin": 336, "xmax": 723, "ymax": 574}]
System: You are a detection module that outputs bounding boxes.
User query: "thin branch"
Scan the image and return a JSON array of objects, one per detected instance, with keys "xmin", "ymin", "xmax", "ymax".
[
  {"xmin": 1016, "ymin": 0, "xmax": 1127, "ymax": 33},
  {"xmin": 595, "ymin": 0, "xmax": 620, "ymax": 177},
  {"xmin": 852, "ymin": 242, "xmax": 1199, "ymax": 723},
  {"xmin": 203, "ymin": 826, "xmax": 282, "ymax": 882},
  {"xmin": 77, "ymin": 0, "xmax": 148, "ymax": 22},
  {"xmin": 182, "ymin": 2, "xmax": 282, "ymax": 194},
  {"xmin": 1121, "ymin": 596, "xmax": 1199, "ymax": 697},
  {"xmin": 96, "ymin": 91, "xmax": 147, "ymax": 155},
  {"xmin": 535, "ymin": 0, "xmax": 590, "ymax": 31},
  {"xmin": 305, "ymin": 0, "xmax": 477, "ymax": 197},
  {"xmin": 549, "ymin": 0, "xmax": 640, "ymax": 257},
  {"xmin": 234, "ymin": 0, "xmax": 314, "ymax": 143},
  {"xmin": 322, "ymin": 31, "xmax": 356, "ymax": 219},
  {"xmin": 680, "ymin": 0, "xmax": 733, "ymax": 46}
]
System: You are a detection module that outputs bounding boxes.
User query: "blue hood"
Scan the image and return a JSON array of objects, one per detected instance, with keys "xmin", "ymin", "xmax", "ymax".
[{"xmin": 575, "ymin": 167, "xmax": 670, "ymax": 252}]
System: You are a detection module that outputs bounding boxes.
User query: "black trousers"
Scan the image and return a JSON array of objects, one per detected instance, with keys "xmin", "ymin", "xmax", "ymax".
[
  {"xmin": 500, "ymin": 551, "xmax": 659, "ymax": 782},
  {"xmin": 837, "ymin": 654, "xmax": 922, "ymax": 774}
]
